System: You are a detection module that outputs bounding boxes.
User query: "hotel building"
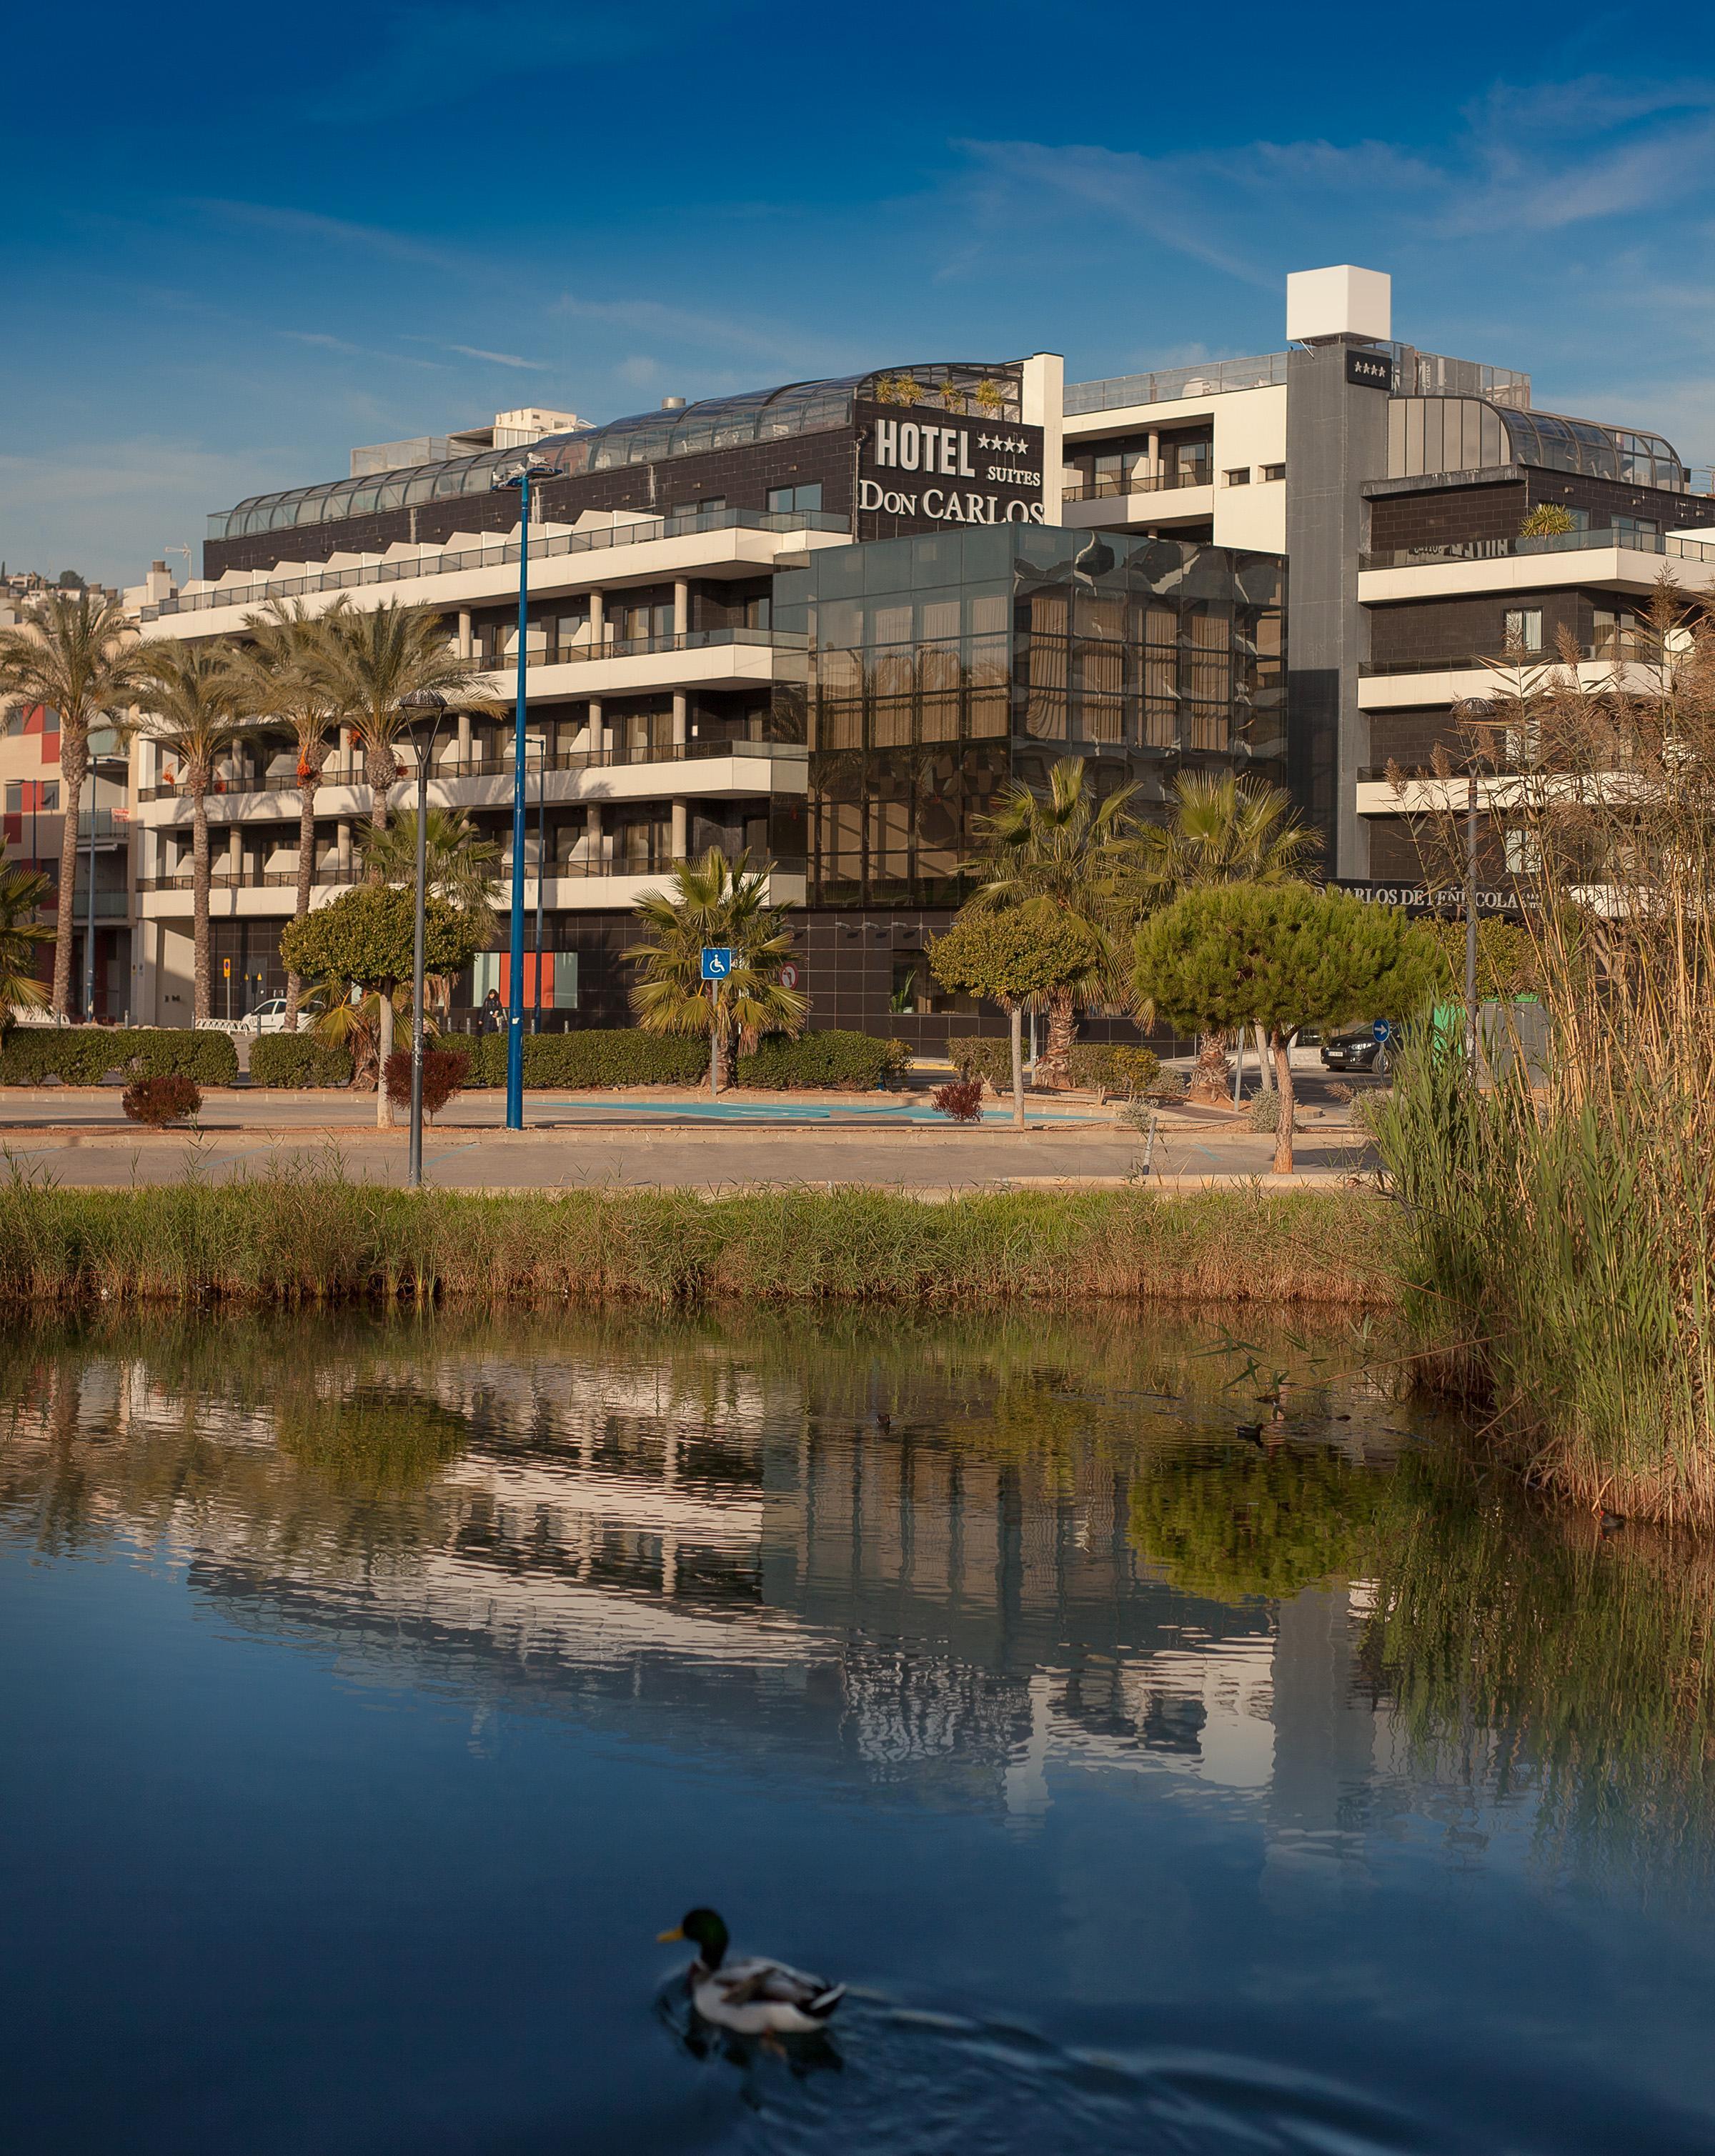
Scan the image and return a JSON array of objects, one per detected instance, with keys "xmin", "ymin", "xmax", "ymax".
[{"xmin": 125, "ymin": 265, "xmax": 1715, "ymax": 1033}]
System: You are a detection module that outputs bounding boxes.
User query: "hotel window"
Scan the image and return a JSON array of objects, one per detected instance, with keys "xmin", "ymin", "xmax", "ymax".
[
  {"xmin": 39, "ymin": 782, "xmax": 59, "ymax": 812},
  {"xmin": 1503, "ymin": 607, "xmax": 1544, "ymax": 652},
  {"xmin": 1261, "ymin": 462, "xmax": 1286, "ymax": 482},
  {"xmin": 767, "ymin": 482, "xmax": 823, "ymax": 514},
  {"xmin": 1223, "ymin": 467, "xmax": 1251, "ymax": 486},
  {"xmin": 1611, "ymin": 516, "xmax": 1659, "ymax": 544},
  {"xmin": 4, "ymin": 784, "xmax": 19, "ymax": 813}
]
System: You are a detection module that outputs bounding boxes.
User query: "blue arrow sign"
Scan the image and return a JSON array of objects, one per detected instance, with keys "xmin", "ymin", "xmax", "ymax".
[
  {"xmin": 700, "ymin": 947, "xmax": 733, "ymax": 981},
  {"xmin": 1372, "ymin": 1020, "xmax": 1392, "ymax": 1044}
]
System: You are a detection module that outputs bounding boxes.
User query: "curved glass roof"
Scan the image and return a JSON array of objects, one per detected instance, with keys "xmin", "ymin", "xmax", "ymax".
[
  {"xmin": 209, "ymin": 363, "xmax": 1024, "ymax": 542},
  {"xmin": 1388, "ymin": 395, "xmax": 1686, "ymax": 491}
]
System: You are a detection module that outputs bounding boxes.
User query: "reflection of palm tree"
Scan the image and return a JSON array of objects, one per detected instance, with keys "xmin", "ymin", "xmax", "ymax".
[
  {"xmin": 627, "ymin": 847, "xmax": 806, "ymax": 1088},
  {"xmin": 0, "ymin": 590, "xmax": 154, "ymax": 1017},
  {"xmin": 0, "ymin": 854, "xmax": 53, "ymax": 1028},
  {"xmin": 963, "ymin": 755, "xmax": 1140, "ymax": 1086},
  {"xmin": 132, "ymin": 642, "xmax": 254, "ymax": 1024}
]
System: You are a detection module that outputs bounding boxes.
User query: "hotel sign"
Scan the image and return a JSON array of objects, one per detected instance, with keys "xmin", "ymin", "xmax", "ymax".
[
  {"xmin": 1344, "ymin": 348, "xmax": 1395, "ymax": 391},
  {"xmin": 855, "ymin": 399, "xmax": 1045, "ymax": 528}
]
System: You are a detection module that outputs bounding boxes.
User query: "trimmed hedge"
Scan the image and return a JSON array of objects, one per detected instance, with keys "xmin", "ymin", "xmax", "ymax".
[
  {"xmin": 737, "ymin": 1031, "xmax": 908, "ymax": 1090},
  {"xmin": 249, "ymin": 1034, "xmax": 355, "ymax": 1089},
  {"xmin": 950, "ymin": 1035, "xmax": 1161, "ymax": 1096},
  {"xmin": 462, "ymin": 1029, "xmax": 708, "ymax": 1089},
  {"xmin": 0, "ymin": 1027, "xmax": 239, "ymax": 1087}
]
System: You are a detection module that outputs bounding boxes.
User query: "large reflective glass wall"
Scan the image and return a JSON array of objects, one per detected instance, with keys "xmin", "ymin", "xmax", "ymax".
[{"xmin": 777, "ymin": 529, "xmax": 1286, "ymax": 907}]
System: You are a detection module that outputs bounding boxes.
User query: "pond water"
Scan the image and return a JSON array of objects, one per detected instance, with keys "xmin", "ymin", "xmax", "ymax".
[{"xmin": 2, "ymin": 1309, "xmax": 1713, "ymax": 2155}]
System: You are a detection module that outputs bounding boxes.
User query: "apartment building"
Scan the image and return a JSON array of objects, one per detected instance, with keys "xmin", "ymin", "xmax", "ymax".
[
  {"xmin": 131, "ymin": 354, "xmax": 1283, "ymax": 1042},
  {"xmin": 1060, "ymin": 264, "xmax": 1715, "ymax": 883}
]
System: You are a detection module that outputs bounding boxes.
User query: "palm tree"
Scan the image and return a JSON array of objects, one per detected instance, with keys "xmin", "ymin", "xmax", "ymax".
[
  {"xmin": 131, "ymin": 642, "xmax": 252, "ymax": 1024},
  {"xmin": 0, "ymin": 854, "xmax": 54, "ymax": 1032},
  {"xmin": 230, "ymin": 598, "xmax": 352, "ymax": 1032},
  {"xmin": 963, "ymin": 755, "xmax": 1141, "ymax": 1086},
  {"xmin": 358, "ymin": 806, "xmax": 502, "ymax": 922},
  {"xmin": 626, "ymin": 849, "xmax": 806, "ymax": 1087},
  {"xmin": 0, "ymin": 591, "xmax": 154, "ymax": 1017},
  {"xmin": 314, "ymin": 600, "xmax": 489, "ymax": 842},
  {"xmin": 1131, "ymin": 771, "xmax": 1323, "ymax": 1100}
]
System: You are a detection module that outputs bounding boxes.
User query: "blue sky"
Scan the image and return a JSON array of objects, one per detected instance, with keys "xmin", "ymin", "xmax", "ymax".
[{"xmin": 5, "ymin": 1, "xmax": 1714, "ymax": 585}]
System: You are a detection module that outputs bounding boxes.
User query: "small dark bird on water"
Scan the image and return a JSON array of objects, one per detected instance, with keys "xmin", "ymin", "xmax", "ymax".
[
  {"xmin": 1236, "ymin": 1424, "xmax": 1264, "ymax": 1445},
  {"xmin": 1600, "ymin": 1510, "xmax": 1626, "ymax": 1536},
  {"xmin": 658, "ymin": 1910, "xmax": 845, "ymax": 2037}
]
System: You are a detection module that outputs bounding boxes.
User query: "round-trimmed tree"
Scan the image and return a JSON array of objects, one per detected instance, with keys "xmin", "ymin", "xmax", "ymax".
[
  {"xmin": 1133, "ymin": 884, "xmax": 1438, "ymax": 1172},
  {"xmin": 929, "ymin": 903, "xmax": 1104, "ymax": 1129},
  {"xmin": 280, "ymin": 885, "xmax": 483, "ymax": 1127}
]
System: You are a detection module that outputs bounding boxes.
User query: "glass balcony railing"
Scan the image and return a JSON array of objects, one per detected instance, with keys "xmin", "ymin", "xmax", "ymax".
[
  {"xmin": 1060, "ymin": 468, "xmax": 1212, "ymax": 502},
  {"xmin": 143, "ymin": 506, "xmax": 849, "ymax": 620},
  {"xmin": 137, "ymin": 736, "xmax": 809, "ymax": 803},
  {"xmin": 1359, "ymin": 642, "xmax": 1664, "ymax": 677},
  {"xmin": 1361, "ymin": 530, "xmax": 1715, "ymax": 570},
  {"xmin": 1065, "ymin": 354, "xmax": 1288, "ymax": 414},
  {"xmin": 469, "ymin": 627, "xmax": 807, "ymax": 673}
]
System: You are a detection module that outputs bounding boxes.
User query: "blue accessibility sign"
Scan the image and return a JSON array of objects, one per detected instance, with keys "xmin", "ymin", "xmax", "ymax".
[{"xmin": 700, "ymin": 947, "xmax": 733, "ymax": 981}]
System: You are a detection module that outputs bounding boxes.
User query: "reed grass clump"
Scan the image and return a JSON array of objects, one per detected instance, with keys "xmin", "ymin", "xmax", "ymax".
[
  {"xmin": 1374, "ymin": 579, "xmax": 1715, "ymax": 1527},
  {"xmin": 0, "ymin": 1172, "xmax": 1393, "ymax": 1310}
]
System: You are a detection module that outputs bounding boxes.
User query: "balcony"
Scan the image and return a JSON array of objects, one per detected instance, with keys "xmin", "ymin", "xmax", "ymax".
[
  {"xmin": 1359, "ymin": 642, "xmax": 1656, "ymax": 677},
  {"xmin": 1361, "ymin": 531, "xmax": 1715, "ymax": 571},
  {"xmin": 139, "ymin": 737, "xmax": 808, "ymax": 805},
  {"xmin": 1060, "ymin": 468, "xmax": 1212, "ymax": 503},
  {"xmin": 141, "ymin": 507, "xmax": 848, "ymax": 621}
]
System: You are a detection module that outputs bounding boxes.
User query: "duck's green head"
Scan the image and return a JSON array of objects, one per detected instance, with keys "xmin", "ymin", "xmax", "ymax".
[{"xmin": 657, "ymin": 1907, "xmax": 729, "ymax": 1969}]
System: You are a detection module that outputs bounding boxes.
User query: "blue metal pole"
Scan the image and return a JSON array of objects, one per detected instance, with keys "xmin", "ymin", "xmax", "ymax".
[{"xmin": 506, "ymin": 471, "xmax": 530, "ymax": 1129}]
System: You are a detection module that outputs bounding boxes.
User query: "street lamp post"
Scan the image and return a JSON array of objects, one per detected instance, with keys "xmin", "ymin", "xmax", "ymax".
[
  {"xmin": 401, "ymin": 688, "xmax": 452, "ymax": 1191},
  {"xmin": 1452, "ymin": 697, "xmax": 1496, "ymax": 1070},
  {"xmin": 489, "ymin": 456, "xmax": 555, "ymax": 1129}
]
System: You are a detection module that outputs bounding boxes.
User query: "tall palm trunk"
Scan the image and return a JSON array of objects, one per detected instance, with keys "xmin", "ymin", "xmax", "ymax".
[
  {"xmin": 1190, "ymin": 1032, "xmax": 1231, "ymax": 1105},
  {"xmin": 284, "ymin": 769, "xmax": 320, "ymax": 1032},
  {"xmin": 366, "ymin": 741, "xmax": 397, "ymax": 844},
  {"xmin": 377, "ymin": 988, "xmax": 394, "ymax": 1128},
  {"xmin": 191, "ymin": 784, "xmax": 212, "ymax": 1026},
  {"xmin": 1040, "ymin": 987, "xmax": 1077, "ymax": 1088},
  {"xmin": 51, "ymin": 727, "xmax": 86, "ymax": 1018}
]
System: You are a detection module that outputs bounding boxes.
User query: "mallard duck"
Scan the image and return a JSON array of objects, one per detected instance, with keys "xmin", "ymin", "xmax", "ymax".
[{"xmin": 657, "ymin": 1908, "xmax": 845, "ymax": 2036}]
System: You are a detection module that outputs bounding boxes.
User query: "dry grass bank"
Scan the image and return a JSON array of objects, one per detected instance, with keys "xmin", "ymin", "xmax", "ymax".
[{"xmin": 0, "ymin": 1173, "xmax": 1394, "ymax": 1309}]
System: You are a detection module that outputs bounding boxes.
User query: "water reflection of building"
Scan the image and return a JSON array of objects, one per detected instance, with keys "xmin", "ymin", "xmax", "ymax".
[{"xmin": 0, "ymin": 1344, "xmax": 1391, "ymax": 1829}]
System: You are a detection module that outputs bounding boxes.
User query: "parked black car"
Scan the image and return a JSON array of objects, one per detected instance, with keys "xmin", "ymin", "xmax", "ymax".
[{"xmin": 1321, "ymin": 1022, "xmax": 1396, "ymax": 1075}]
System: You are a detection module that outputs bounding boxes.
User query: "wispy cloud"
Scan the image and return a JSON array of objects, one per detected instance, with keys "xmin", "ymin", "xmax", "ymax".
[
  {"xmin": 447, "ymin": 344, "xmax": 550, "ymax": 371},
  {"xmin": 279, "ymin": 329, "xmax": 444, "ymax": 369},
  {"xmin": 188, "ymin": 198, "xmax": 462, "ymax": 271}
]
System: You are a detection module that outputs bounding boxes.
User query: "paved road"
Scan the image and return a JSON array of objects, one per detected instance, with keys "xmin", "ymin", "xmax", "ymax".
[{"xmin": 0, "ymin": 1089, "xmax": 1376, "ymax": 1191}]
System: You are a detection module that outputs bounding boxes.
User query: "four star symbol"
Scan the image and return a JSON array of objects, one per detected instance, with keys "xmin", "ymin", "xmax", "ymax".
[{"xmin": 977, "ymin": 434, "xmax": 1030, "ymax": 454}]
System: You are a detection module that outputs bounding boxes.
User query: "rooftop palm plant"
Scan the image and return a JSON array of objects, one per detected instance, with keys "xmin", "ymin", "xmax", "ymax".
[
  {"xmin": 0, "ymin": 854, "xmax": 54, "ymax": 1032},
  {"xmin": 313, "ymin": 599, "xmax": 491, "ymax": 841},
  {"xmin": 963, "ymin": 754, "xmax": 1142, "ymax": 1086},
  {"xmin": 0, "ymin": 591, "xmax": 154, "ymax": 1017},
  {"xmin": 626, "ymin": 848, "xmax": 806, "ymax": 1088},
  {"xmin": 230, "ymin": 598, "xmax": 354, "ymax": 1031},
  {"xmin": 131, "ymin": 640, "xmax": 253, "ymax": 1024}
]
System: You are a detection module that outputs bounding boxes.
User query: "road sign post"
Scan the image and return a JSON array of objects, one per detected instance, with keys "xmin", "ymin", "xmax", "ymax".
[{"xmin": 700, "ymin": 948, "xmax": 732, "ymax": 1100}]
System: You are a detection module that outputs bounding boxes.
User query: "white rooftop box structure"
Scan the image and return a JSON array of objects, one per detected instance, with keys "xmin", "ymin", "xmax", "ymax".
[{"xmin": 1286, "ymin": 265, "xmax": 1391, "ymax": 345}]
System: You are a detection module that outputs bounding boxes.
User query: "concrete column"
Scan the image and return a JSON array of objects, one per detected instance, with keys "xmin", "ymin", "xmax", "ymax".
[
  {"xmin": 671, "ymin": 799, "xmax": 688, "ymax": 859},
  {"xmin": 672, "ymin": 579, "xmax": 690, "ymax": 637},
  {"xmin": 226, "ymin": 824, "xmax": 242, "ymax": 883},
  {"xmin": 457, "ymin": 709, "xmax": 472, "ymax": 764},
  {"xmin": 1148, "ymin": 427, "xmax": 1160, "ymax": 477},
  {"xmin": 587, "ymin": 697, "xmax": 604, "ymax": 753},
  {"xmin": 585, "ymin": 803, "xmax": 602, "ymax": 859},
  {"xmin": 672, "ymin": 691, "xmax": 687, "ymax": 748},
  {"xmin": 337, "ymin": 819, "xmax": 352, "ymax": 879},
  {"xmin": 587, "ymin": 589, "xmax": 603, "ymax": 648},
  {"xmin": 457, "ymin": 609, "xmax": 472, "ymax": 659}
]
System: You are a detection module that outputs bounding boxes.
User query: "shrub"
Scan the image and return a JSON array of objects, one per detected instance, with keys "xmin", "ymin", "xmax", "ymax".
[
  {"xmin": 0, "ymin": 1026, "xmax": 237, "ymax": 1087},
  {"xmin": 737, "ymin": 1030, "xmax": 908, "ymax": 1090},
  {"xmin": 249, "ymin": 1034, "xmax": 354, "ymax": 1089},
  {"xmin": 1248, "ymin": 1087, "xmax": 1283, "ymax": 1133},
  {"xmin": 462, "ymin": 1029, "xmax": 708, "ymax": 1089},
  {"xmin": 121, "ymin": 1074, "xmax": 202, "ymax": 1127},
  {"xmin": 383, "ymin": 1048, "xmax": 469, "ymax": 1119},
  {"xmin": 949, "ymin": 1036, "xmax": 1161, "ymax": 1098},
  {"xmin": 930, "ymin": 1076, "xmax": 985, "ymax": 1123}
]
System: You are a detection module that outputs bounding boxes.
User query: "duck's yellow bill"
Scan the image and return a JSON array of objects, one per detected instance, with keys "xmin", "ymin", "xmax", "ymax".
[{"xmin": 657, "ymin": 1926, "xmax": 685, "ymax": 1942}]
